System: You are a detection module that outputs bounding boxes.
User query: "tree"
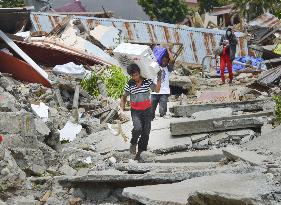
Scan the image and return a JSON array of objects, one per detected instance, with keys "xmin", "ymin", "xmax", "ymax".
[
  {"xmin": 137, "ymin": 0, "xmax": 189, "ymax": 24},
  {"xmin": 0, "ymin": 0, "xmax": 25, "ymax": 7}
]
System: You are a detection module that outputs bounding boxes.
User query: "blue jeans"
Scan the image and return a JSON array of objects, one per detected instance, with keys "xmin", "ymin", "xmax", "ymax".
[
  {"xmin": 130, "ymin": 108, "xmax": 152, "ymax": 152},
  {"xmin": 151, "ymin": 94, "xmax": 169, "ymax": 120}
]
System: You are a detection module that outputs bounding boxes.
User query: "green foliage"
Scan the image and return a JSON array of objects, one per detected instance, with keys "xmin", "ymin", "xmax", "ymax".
[
  {"xmin": 0, "ymin": 0, "xmax": 25, "ymax": 7},
  {"xmin": 137, "ymin": 0, "xmax": 189, "ymax": 23},
  {"xmin": 273, "ymin": 95, "xmax": 281, "ymax": 124},
  {"xmin": 81, "ymin": 66, "xmax": 129, "ymax": 99},
  {"xmin": 101, "ymin": 66, "xmax": 129, "ymax": 99},
  {"xmin": 81, "ymin": 71, "xmax": 100, "ymax": 97}
]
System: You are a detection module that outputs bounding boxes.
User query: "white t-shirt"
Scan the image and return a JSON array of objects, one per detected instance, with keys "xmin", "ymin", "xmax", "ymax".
[{"xmin": 152, "ymin": 66, "xmax": 170, "ymax": 95}]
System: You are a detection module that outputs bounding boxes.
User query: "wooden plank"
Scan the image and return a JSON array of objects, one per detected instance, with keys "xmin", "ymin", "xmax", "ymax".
[
  {"xmin": 72, "ymin": 85, "xmax": 80, "ymax": 109},
  {"xmin": 54, "ymin": 88, "xmax": 65, "ymax": 108}
]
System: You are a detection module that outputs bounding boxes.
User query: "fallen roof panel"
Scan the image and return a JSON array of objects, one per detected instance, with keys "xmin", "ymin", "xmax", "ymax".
[
  {"xmin": 0, "ymin": 30, "xmax": 51, "ymax": 87},
  {"xmin": 30, "ymin": 12, "xmax": 248, "ymax": 65}
]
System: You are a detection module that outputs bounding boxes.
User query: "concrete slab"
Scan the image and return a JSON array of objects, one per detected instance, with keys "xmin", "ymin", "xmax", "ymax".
[
  {"xmin": 170, "ymin": 111, "xmax": 272, "ymax": 136},
  {"xmin": 191, "ymin": 108, "xmax": 233, "ymax": 120},
  {"xmin": 245, "ymin": 125, "xmax": 281, "ymax": 157},
  {"xmin": 223, "ymin": 147, "xmax": 268, "ymax": 166},
  {"xmin": 122, "ymin": 172, "xmax": 276, "ymax": 205},
  {"xmin": 148, "ymin": 128, "xmax": 192, "ymax": 154},
  {"xmin": 114, "ymin": 162, "xmax": 218, "ymax": 173},
  {"xmin": 171, "ymin": 99, "xmax": 267, "ymax": 117},
  {"xmin": 155, "ymin": 150, "xmax": 224, "ymax": 163},
  {"xmin": 57, "ymin": 169, "xmax": 216, "ymax": 188}
]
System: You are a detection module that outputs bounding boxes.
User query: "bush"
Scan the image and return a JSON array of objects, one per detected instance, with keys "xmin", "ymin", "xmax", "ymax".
[{"xmin": 81, "ymin": 66, "xmax": 129, "ymax": 99}]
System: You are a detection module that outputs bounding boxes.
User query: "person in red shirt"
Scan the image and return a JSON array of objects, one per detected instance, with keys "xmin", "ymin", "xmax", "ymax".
[{"xmin": 120, "ymin": 64, "xmax": 161, "ymax": 161}]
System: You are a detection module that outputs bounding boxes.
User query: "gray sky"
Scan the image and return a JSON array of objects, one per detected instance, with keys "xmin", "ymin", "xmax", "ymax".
[{"xmin": 50, "ymin": 0, "xmax": 150, "ymax": 20}]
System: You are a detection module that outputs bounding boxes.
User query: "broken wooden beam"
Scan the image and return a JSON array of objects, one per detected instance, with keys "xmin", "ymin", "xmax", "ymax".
[
  {"xmin": 54, "ymin": 88, "xmax": 65, "ymax": 108},
  {"xmin": 170, "ymin": 99, "xmax": 268, "ymax": 117},
  {"xmin": 72, "ymin": 85, "xmax": 80, "ymax": 109},
  {"xmin": 170, "ymin": 111, "xmax": 273, "ymax": 136}
]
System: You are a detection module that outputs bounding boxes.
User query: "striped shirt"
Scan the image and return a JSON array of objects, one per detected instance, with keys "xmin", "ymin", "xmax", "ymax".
[{"xmin": 124, "ymin": 78, "xmax": 156, "ymax": 110}]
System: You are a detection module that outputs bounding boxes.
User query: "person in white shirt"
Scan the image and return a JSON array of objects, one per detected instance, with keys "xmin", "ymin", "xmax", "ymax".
[{"xmin": 151, "ymin": 48, "xmax": 174, "ymax": 120}]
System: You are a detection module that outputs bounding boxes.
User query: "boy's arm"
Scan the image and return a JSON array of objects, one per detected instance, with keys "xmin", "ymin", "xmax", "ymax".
[
  {"xmin": 150, "ymin": 72, "xmax": 162, "ymax": 93},
  {"xmin": 120, "ymin": 83, "xmax": 129, "ymax": 111}
]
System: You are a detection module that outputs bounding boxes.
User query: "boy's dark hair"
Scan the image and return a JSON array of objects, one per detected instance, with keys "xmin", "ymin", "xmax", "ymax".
[{"xmin": 127, "ymin": 64, "xmax": 140, "ymax": 75}]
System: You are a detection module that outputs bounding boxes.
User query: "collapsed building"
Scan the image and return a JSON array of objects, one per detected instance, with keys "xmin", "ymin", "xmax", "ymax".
[{"xmin": 0, "ymin": 3, "xmax": 281, "ymax": 205}]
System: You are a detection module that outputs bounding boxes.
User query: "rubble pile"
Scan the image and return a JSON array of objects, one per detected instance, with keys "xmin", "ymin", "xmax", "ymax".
[{"xmin": 0, "ymin": 6, "xmax": 281, "ymax": 205}]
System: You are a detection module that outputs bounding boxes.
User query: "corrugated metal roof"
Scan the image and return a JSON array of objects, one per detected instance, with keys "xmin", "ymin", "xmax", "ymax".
[
  {"xmin": 249, "ymin": 13, "xmax": 281, "ymax": 28},
  {"xmin": 30, "ymin": 12, "xmax": 248, "ymax": 64}
]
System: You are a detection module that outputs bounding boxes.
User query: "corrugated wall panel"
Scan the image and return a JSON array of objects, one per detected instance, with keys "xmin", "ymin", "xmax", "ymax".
[{"xmin": 30, "ymin": 12, "xmax": 248, "ymax": 64}]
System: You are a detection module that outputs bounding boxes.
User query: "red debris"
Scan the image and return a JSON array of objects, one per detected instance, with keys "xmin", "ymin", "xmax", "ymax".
[{"xmin": 0, "ymin": 135, "xmax": 3, "ymax": 143}]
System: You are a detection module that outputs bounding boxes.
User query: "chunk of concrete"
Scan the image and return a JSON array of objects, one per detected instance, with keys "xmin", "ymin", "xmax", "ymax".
[
  {"xmin": 0, "ymin": 111, "xmax": 35, "ymax": 136},
  {"xmin": 170, "ymin": 111, "xmax": 272, "ymax": 136},
  {"xmin": 223, "ymin": 147, "xmax": 268, "ymax": 166},
  {"xmin": 122, "ymin": 173, "xmax": 276, "ymax": 205},
  {"xmin": 155, "ymin": 150, "xmax": 224, "ymax": 163},
  {"xmin": 170, "ymin": 99, "xmax": 268, "ymax": 117},
  {"xmin": 59, "ymin": 163, "xmax": 77, "ymax": 176},
  {"xmin": 0, "ymin": 91, "xmax": 19, "ymax": 112},
  {"xmin": 210, "ymin": 132, "xmax": 229, "ymax": 145},
  {"xmin": 245, "ymin": 125, "xmax": 281, "ymax": 157},
  {"xmin": 35, "ymin": 118, "xmax": 50, "ymax": 138},
  {"xmin": 169, "ymin": 74, "xmax": 192, "ymax": 90},
  {"xmin": 191, "ymin": 134, "xmax": 209, "ymax": 143},
  {"xmin": 192, "ymin": 108, "xmax": 233, "ymax": 120}
]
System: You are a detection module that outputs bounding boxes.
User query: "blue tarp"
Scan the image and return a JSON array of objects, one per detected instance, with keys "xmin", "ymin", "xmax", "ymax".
[{"xmin": 217, "ymin": 56, "xmax": 264, "ymax": 75}]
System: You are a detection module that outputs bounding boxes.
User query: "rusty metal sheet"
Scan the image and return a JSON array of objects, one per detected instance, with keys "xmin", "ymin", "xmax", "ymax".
[
  {"xmin": 249, "ymin": 13, "xmax": 281, "ymax": 28},
  {"xmin": 30, "ymin": 12, "xmax": 248, "ymax": 64},
  {"xmin": 0, "ymin": 51, "xmax": 52, "ymax": 87}
]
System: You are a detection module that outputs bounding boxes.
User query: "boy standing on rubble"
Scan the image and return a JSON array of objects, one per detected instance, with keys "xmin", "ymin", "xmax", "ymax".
[
  {"xmin": 219, "ymin": 27, "xmax": 237, "ymax": 84},
  {"xmin": 120, "ymin": 64, "xmax": 161, "ymax": 161},
  {"xmin": 151, "ymin": 47, "xmax": 175, "ymax": 120}
]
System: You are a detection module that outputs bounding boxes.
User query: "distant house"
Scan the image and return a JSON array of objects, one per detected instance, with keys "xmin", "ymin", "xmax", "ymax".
[
  {"xmin": 184, "ymin": 0, "xmax": 199, "ymax": 11},
  {"xmin": 209, "ymin": 4, "xmax": 240, "ymax": 27}
]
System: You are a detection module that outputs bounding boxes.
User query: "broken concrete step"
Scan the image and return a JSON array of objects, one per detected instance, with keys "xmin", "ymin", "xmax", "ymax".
[
  {"xmin": 155, "ymin": 150, "xmax": 224, "ymax": 163},
  {"xmin": 122, "ymin": 172, "xmax": 276, "ymax": 205},
  {"xmin": 222, "ymin": 147, "xmax": 268, "ymax": 166},
  {"xmin": 170, "ymin": 99, "xmax": 268, "ymax": 117},
  {"xmin": 170, "ymin": 111, "xmax": 272, "ymax": 136},
  {"xmin": 114, "ymin": 162, "xmax": 217, "ymax": 173},
  {"xmin": 57, "ymin": 169, "xmax": 217, "ymax": 188}
]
